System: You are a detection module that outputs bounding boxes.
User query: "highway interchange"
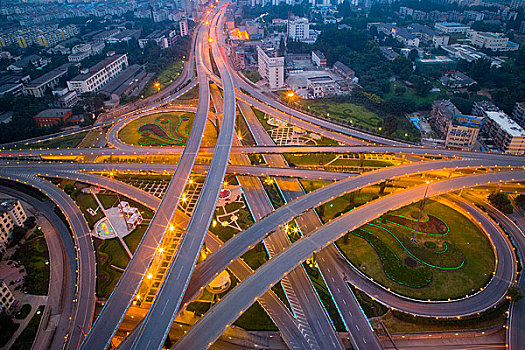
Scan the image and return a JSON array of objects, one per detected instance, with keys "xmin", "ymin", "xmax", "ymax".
[{"xmin": 1, "ymin": 2, "xmax": 524, "ymax": 350}]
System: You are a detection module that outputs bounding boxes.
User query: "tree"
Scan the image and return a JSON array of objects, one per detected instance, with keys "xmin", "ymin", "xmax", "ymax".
[
  {"xmin": 516, "ymin": 194, "xmax": 525, "ymax": 210},
  {"xmin": 488, "ymin": 192, "xmax": 513, "ymax": 214},
  {"xmin": 64, "ymin": 183, "xmax": 75, "ymax": 195},
  {"xmin": 507, "ymin": 284, "xmax": 523, "ymax": 302}
]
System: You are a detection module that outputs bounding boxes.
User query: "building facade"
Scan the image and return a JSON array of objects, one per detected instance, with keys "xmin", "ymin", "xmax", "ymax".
[
  {"xmin": 287, "ymin": 17, "xmax": 309, "ymax": 41},
  {"xmin": 0, "ymin": 199, "xmax": 27, "ymax": 251},
  {"xmin": 257, "ymin": 46, "xmax": 284, "ymax": 89},
  {"xmin": 0, "ymin": 280, "xmax": 16, "ymax": 313},
  {"xmin": 432, "ymin": 100, "xmax": 483, "ymax": 149}
]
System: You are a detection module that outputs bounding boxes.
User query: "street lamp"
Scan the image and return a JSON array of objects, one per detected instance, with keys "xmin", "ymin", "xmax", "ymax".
[
  {"xmin": 412, "ymin": 180, "xmax": 432, "ymax": 243},
  {"xmin": 154, "ymin": 82, "xmax": 160, "ymax": 92},
  {"xmin": 208, "ymin": 37, "xmax": 213, "ymax": 43}
]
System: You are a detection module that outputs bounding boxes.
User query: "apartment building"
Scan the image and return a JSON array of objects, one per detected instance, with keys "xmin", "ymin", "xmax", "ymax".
[
  {"xmin": 432, "ymin": 100, "xmax": 483, "ymax": 150},
  {"xmin": 257, "ymin": 46, "xmax": 284, "ymax": 89},
  {"xmin": 0, "ymin": 199, "xmax": 27, "ymax": 250},
  {"xmin": 0, "ymin": 280, "xmax": 16, "ymax": 313},
  {"xmin": 67, "ymin": 54, "xmax": 128, "ymax": 94},
  {"xmin": 483, "ymin": 111, "xmax": 525, "ymax": 155}
]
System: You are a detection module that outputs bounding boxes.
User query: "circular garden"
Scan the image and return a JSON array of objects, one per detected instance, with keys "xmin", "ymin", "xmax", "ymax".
[{"xmin": 336, "ymin": 200, "xmax": 496, "ymax": 300}]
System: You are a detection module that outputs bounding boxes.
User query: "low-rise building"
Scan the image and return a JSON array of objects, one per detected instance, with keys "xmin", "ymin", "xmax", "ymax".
[
  {"xmin": 257, "ymin": 46, "xmax": 284, "ymax": 90},
  {"xmin": 33, "ymin": 108, "xmax": 73, "ymax": 128},
  {"xmin": 307, "ymin": 76, "xmax": 337, "ymax": 98},
  {"xmin": 435, "ymin": 22, "xmax": 470, "ymax": 34},
  {"xmin": 416, "ymin": 56, "xmax": 457, "ymax": 71},
  {"xmin": 333, "ymin": 61, "xmax": 356, "ymax": 81},
  {"xmin": 432, "ymin": 100, "xmax": 483, "ymax": 149},
  {"xmin": 483, "ymin": 111, "xmax": 525, "ymax": 154},
  {"xmin": 22, "ymin": 64, "xmax": 70, "ymax": 98},
  {"xmin": 67, "ymin": 53, "xmax": 128, "ymax": 94},
  {"xmin": 439, "ymin": 71, "xmax": 476, "ymax": 88},
  {"xmin": 0, "ymin": 280, "xmax": 16, "ymax": 313},
  {"xmin": 467, "ymin": 30, "xmax": 519, "ymax": 52},
  {"xmin": 312, "ymin": 50, "xmax": 327, "ymax": 67}
]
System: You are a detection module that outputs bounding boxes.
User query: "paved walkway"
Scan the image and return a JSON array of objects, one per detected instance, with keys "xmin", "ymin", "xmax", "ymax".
[{"xmin": 90, "ymin": 190, "xmax": 133, "ymax": 258}]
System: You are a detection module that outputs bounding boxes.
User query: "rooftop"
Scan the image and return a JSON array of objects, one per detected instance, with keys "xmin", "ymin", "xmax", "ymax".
[{"xmin": 485, "ymin": 111, "xmax": 525, "ymax": 137}]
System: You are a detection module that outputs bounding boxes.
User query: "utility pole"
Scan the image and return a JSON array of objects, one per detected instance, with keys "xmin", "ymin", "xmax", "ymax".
[{"xmin": 412, "ymin": 180, "xmax": 431, "ymax": 243}]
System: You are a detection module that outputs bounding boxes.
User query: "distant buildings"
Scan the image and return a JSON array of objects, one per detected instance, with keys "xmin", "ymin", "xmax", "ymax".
[
  {"xmin": 33, "ymin": 108, "xmax": 73, "ymax": 128},
  {"xmin": 0, "ymin": 24, "xmax": 78, "ymax": 48},
  {"xmin": 483, "ymin": 111, "xmax": 525, "ymax": 155},
  {"xmin": 67, "ymin": 53, "xmax": 128, "ymax": 94},
  {"xmin": 439, "ymin": 71, "xmax": 476, "ymax": 89},
  {"xmin": 22, "ymin": 64, "xmax": 70, "ymax": 98},
  {"xmin": 432, "ymin": 100, "xmax": 483, "ymax": 150},
  {"xmin": 416, "ymin": 56, "xmax": 457, "ymax": 71},
  {"xmin": 0, "ymin": 280, "xmax": 16, "ymax": 313},
  {"xmin": 435, "ymin": 22, "xmax": 470, "ymax": 34},
  {"xmin": 440, "ymin": 44, "xmax": 504, "ymax": 68},
  {"xmin": 0, "ymin": 199, "xmax": 27, "ymax": 251},
  {"xmin": 467, "ymin": 31, "xmax": 519, "ymax": 52},
  {"xmin": 287, "ymin": 17, "xmax": 310, "ymax": 42},
  {"xmin": 68, "ymin": 42, "xmax": 105, "ymax": 63},
  {"xmin": 333, "ymin": 61, "xmax": 356, "ymax": 81},
  {"xmin": 257, "ymin": 46, "xmax": 284, "ymax": 90}
]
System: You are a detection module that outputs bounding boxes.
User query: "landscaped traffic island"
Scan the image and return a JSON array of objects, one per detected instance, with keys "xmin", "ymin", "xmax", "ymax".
[
  {"xmin": 336, "ymin": 200, "xmax": 495, "ymax": 300},
  {"xmin": 118, "ymin": 112, "xmax": 216, "ymax": 147}
]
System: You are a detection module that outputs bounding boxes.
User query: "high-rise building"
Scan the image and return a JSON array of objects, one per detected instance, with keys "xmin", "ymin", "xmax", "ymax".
[{"xmin": 257, "ymin": 46, "xmax": 284, "ymax": 90}]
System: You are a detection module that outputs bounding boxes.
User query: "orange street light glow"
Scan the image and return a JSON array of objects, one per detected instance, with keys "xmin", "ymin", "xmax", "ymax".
[{"xmin": 208, "ymin": 37, "xmax": 213, "ymax": 43}]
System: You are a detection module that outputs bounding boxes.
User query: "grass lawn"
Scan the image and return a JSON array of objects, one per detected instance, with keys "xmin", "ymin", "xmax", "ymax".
[
  {"xmin": 299, "ymin": 99, "xmax": 381, "ymax": 131},
  {"xmin": 299, "ymin": 179, "xmax": 334, "ymax": 193},
  {"xmin": 241, "ymin": 70, "xmax": 261, "ymax": 83},
  {"xmin": 11, "ymin": 237, "xmax": 50, "ymax": 295},
  {"xmin": 142, "ymin": 61, "xmax": 184, "ymax": 98},
  {"xmin": 124, "ymin": 224, "xmax": 148, "ymax": 254},
  {"xmin": 376, "ymin": 302, "xmax": 508, "ymax": 334},
  {"xmin": 77, "ymin": 129, "xmax": 103, "ymax": 148},
  {"xmin": 11, "ymin": 306, "xmax": 44, "ymax": 350},
  {"xmin": 385, "ymin": 81, "xmax": 447, "ymax": 107},
  {"xmin": 118, "ymin": 112, "xmax": 217, "ymax": 148},
  {"xmin": 241, "ymin": 243, "xmax": 268, "ymax": 270},
  {"xmin": 178, "ymin": 84, "xmax": 199, "ymax": 100},
  {"xmin": 21, "ymin": 131, "xmax": 88, "ymax": 149},
  {"xmin": 336, "ymin": 200, "xmax": 495, "ymax": 300},
  {"xmin": 94, "ymin": 237, "xmax": 126, "ymax": 298},
  {"xmin": 71, "ymin": 192, "xmax": 103, "ymax": 230},
  {"xmin": 118, "ymin": 112, "xmax": 208, "ymax": 147}
]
